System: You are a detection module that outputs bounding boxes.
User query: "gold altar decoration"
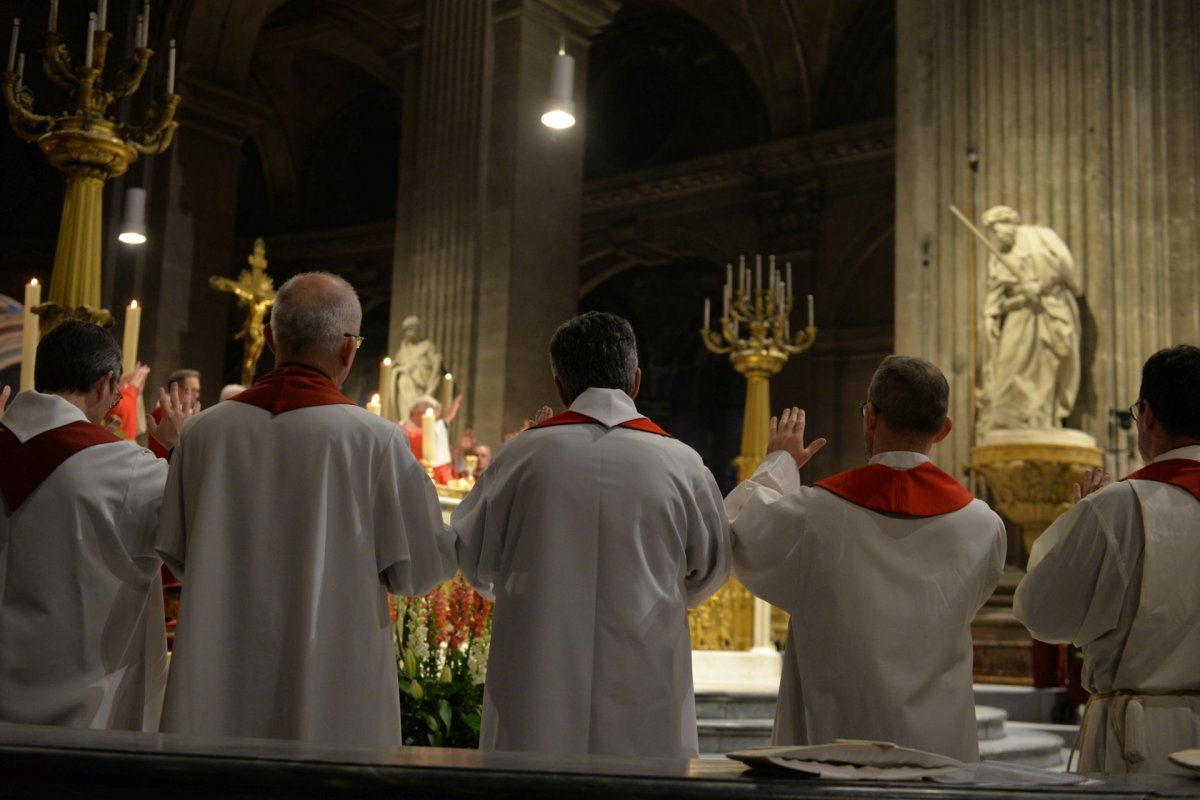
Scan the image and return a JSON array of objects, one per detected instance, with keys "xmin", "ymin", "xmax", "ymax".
[
  {"xmin": 690, "ymin": 254, "xmax": 818, "ymax": 651},
  {"xmin": 2, "ymin": 10, "xmax": 180, "ymax": 328},
  {"xmin": 210, "ymin": 238, "xmax": 275, "ymax": 387},
  {"xmin": 971, "ymin": 430, "xmax": 1103, "ymax": 564}
]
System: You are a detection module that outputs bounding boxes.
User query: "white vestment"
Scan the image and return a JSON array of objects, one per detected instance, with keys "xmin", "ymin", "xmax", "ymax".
[
  {"xmin": 452, "ymin": 388, "xmax": 731, "ymax": 758},
  {"xmin": 157, "ymin": 391, "xmax": 455, "ymax": 747},
  {"xmin": 727, "ymin": 450, "xmax": 1006, "ymax": 761},
  {"xmin": 0, "ymin": 391, "xmax": 167, "ymax": 731},
  {"xmin": 1014, "ymin": 445, "xmax": 1200, "ymax": 773}
]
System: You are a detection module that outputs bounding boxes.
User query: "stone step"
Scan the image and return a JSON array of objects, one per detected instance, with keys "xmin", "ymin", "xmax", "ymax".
[
  {"xmin": 696, "ymin": 691, "xmax": 777, "ymax": 721},
  {"xmin": 979, "ymin": 729, "xmax": 1066, "ymax": 768},
  {"xmin": 697, "ymin": 717, "xmax": 773, "ymax": 755},
  {"xmin": 975, "ymin": 705, "xmax": 1007, "ymax": 741}
]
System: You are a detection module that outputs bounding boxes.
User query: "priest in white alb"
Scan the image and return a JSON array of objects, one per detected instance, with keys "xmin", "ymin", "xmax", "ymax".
[
  {"xmin": 0, "ymin": 320, "xmax": 193, "ymax": 731},
  {"xmin": 157, "ymin": 272, "xmax": 455, "ymax": 747},
  {"xmin": 453, "ymin": 311, "xmax": 730, "ymax": 758},
  {"xmin": 1015, "ymin": 345, "xmax": 1200, "ymax": 773},
  {"xmin": 726, "ymin": 356, "xmax": 1006, "ymax": 761}
]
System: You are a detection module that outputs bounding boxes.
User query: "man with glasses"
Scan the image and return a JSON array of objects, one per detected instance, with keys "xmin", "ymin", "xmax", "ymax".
[
  {"xmin": 726, "ymin": 355, "xmax": 1006, "ymax": 760},
  {"xmin": 1015, "ymin": 344, "xmax": 1200, "ymax": 773},
  {"xmin": 157, "ymin": 272, "xmax": 454, "ymax": 747},
  {"xmin": 0, "ymin": 319, "xmax": 194, "ymax": 730}
]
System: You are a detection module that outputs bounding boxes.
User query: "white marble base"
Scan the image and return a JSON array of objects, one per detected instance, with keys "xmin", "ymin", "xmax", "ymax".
[
  {"xmin": 976, "ymin": 428, "xmax": 1099, "ymax": 449},
  {"xmin": 692, "ymin": 649, "xmax": 782, "ymax": 693}
]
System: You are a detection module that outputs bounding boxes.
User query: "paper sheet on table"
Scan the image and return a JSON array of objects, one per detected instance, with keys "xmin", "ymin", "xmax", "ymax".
[{"xmin": 729, "ymin": 740, "xmax": 1090, "ymax": 785}]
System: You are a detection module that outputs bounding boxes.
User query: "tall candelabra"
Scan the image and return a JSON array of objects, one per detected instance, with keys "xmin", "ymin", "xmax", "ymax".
[
  {"xmin": 2, "ymin": 2, "xmax": 180, "ymax": 328},
  {"xmin": 701, "ymin": 254, "xmax": 817, "ymax": 483},
  {"xmin": 692, "ymin": 254, "xmax": 816, "ymax": 654}
]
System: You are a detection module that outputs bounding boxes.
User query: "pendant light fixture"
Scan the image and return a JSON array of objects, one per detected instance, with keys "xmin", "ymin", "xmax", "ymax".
[
  {"xmin": 541, "ymin": 37, "xmax": 576, "ymax": 129},
  {"xmin": 118, "ymin": 187, "xmax": 147, "ymax": 245}
]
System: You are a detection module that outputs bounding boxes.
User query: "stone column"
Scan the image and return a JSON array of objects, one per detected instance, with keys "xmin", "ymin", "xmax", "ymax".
[
  {"xmin": 136, "ymin": 77, "xmax": 268, "ymax": 405},
  {"xmin": 391, "ymin": 0, "xmax": 617, "ymax": 446},
  {"xmin": 896, "ymin": 0, "xmax": 1200, "ymax": 480}
]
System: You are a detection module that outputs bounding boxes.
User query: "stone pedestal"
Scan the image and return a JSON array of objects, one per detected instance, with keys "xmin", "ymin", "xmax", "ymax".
[{"xmin": 972, "ymin": 428, "xmax": 1103, "ymax": 564}]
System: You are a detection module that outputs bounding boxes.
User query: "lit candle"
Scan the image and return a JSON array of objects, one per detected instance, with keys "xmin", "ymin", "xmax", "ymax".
[
  {"xmin": 84, "ymin": 13, "xmax": 95, "ymax": 68},
  {"xmin": 421, "ymin": 408, "xmax": 437, "ymax": 463},
  {"xmin": 166, "ymin": 39, "xmax": 175, "ymax": 93},
  {"xmin": 7, "ymin": 18, "xmax": 18, "ymax": 73},
  {"xmin": 48, "ymin": 1, "xmax": 58, "ymax": 33},
  {"xmin": 807, "ymin": 294, "xmax": 815, "ymax": 328},
  {"xmin": 96, "ymin": 0, "xmax": 107, "ymax": 32},
  {"xmin": 141, "ymin": 1, "xmax": 149, "ymax": 48},
  {"xmin": 367, "ymin": 393, "xmax": 382, "ymax": 416},
  {"xmin": 378, "ymin": 357, "xmax": 392, "ymax": 420},
  {"xmin": 439, "ymin": 372, "xmax": 452, "ymax": 413},
  {"xmin": 121, "ymin": 300, "xmax": 141, "ymax": 375},
  {"xmin": 703, "ymin": 298, "xmax": 710, "ymax": 330},
  {"xmin": 20, "ymin": 278, "xmax": 39, "ymax": 391}
]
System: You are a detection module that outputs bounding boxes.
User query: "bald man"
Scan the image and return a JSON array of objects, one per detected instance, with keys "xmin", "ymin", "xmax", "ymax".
[{"xmin": 158, "ymin": 272, "xmax": 455, "ymax": 747}]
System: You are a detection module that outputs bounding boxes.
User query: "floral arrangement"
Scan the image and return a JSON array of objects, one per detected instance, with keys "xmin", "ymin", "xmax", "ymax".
[{"xmin": 390, "ymin": 576, "xmax": 492, "ymax": 747}]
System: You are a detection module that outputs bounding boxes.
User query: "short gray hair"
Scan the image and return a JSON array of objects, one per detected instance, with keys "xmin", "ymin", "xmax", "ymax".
[
  {"xmin": 168, "ymin": 368, "xmax": 200, "ymax": 386},
  {"xmin": 867, "ymin": 355, "xmax": 949, "ymax": 436},
  {"xmin": 270, "ymin": 272, "xmax": 361, "ymax": 358},
  {"xmin": 410, "ymin": 395, "xmax": 441, "ymax": 416},
  {"xmin": 549, "ymin": 312, "xmax": 638, "ymax": 403}
]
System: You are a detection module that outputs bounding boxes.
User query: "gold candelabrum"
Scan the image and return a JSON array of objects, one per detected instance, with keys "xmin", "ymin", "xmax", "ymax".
[
  {"xmin": 692, "ymin": 254, "xmax": 817, "ymax": 652},
  {"xmin": 2, "ymin": 8, "xmax": 180, "ymax": 329}
]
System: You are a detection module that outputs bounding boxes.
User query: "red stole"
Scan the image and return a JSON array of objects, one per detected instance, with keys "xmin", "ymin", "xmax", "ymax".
[
  {"xmin": 1124, "ymin": 459, "xmax": 1200, "ymax": 502},
  {"xmin": 0, "ymin": 421, "xmax": 121, "ymax": 511},
  {"xmin": 530, "ymin": 409, "xmax": 672, "ymax": 437},
  {"xmin": 815, "ymin": 461, "xmax": 975, "ymax": 517},
  {"xmin": 231, "ymin": 364, "xmax": 356, "ymax": 415},
  {"xmin": 402, "ymin": 425, "xmax": 456, "ymax": 484}
]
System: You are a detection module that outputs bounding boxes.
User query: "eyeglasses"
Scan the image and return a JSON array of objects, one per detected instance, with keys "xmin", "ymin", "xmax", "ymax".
[
  {"xmin": 860, "ymin": 401, "xmax": 879, "ymax": 418},
  {"xmin": 344, "ymin": 333, "xmax": 365, "ymax": 350},
  {"xmin": 1129, "ymin": 400, "xmax": 1144, "ymax": 421}
]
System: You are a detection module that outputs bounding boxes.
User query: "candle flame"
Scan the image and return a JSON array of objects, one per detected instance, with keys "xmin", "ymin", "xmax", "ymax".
[
  {"xmin": 424, "ymin": 408, "xmax": 435, "ymax": 417},
  {"xmin": 370, "ymin": 393, "xmax": 381, "ymax": 404},
  {"xmin": 444, "ymin": 373, "xmax": 452, "ymax": 380},
  {"xmin": 130, "ymin": 300, "xmax": 138, "ymax": 309},
  {"xmin": 30, "ymin": 278, "xmax": 38, "ymax": 286},
  {"xmin": 383, "ymin": 357, "xmax": 392, "ymax": 366}
]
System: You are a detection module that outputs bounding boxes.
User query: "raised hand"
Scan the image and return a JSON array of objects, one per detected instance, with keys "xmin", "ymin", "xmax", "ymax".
[
  {"xmin": 768, "ymin": 407, "xmax": 828, "ymax": 470},
  {"xmin": 1072, "ymin": 467, "xmax": 1111, "ymax": 503},
  {"xmin": 118, "ymin": 362, "xmax": 151, "ymax": 392},
  {"xmin": 146, "ymin": 384, "xmax": 200, "ymax": 451}
]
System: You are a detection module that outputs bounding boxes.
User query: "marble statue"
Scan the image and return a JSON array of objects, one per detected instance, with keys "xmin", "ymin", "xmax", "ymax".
[
  {"xmin": 977, "ymin": 205, "xmax": 1083, "ymax": 433},
  {"xmin": 389, "ymin": 315, "xmax": 443, "ymax": 422}
]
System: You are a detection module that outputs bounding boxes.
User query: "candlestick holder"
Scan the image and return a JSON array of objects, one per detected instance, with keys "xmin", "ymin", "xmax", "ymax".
[{"xmin": 2, "ymin": 13, "xmax": 180, "ymax": 331}]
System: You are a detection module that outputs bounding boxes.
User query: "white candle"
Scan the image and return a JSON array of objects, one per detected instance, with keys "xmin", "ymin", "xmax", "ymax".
[
  {"xmin": 134, "ymin": 15, "xmax": 143, "ymax": 49},
  {"xmin": 421, "ymin": 408, "xmax": 437, "ymax": 462},
  {"xmin": 755, "ymin": 255, "xmax": 762, "ymax": 293},
  {"xmin": 7, "ymin": 18, "xmax": 18, "ymax": 72},
  {"xmin": 84, "ymin": 13, "xmax": 95, "ymax": 67},
  {"xmin": 121, "ymin": 300, "xmax": 141, "ymax": 374},
  {"xmin": 723, "ymin": 284, "xmax": 730, "ymax": 317},
  {"xmin": 166, "ymin": 38, "xmax": 175, "ymax": 93},
  {"xmin": 738, "ymin": 255, "xmax": 746, "ymax": 294},
  {"xmin": 20, "ymin": 278, "xmax": 39, "ymax": 391},
  {"xmin": 96, "ymin": 0, "xmax": 107, "ymax": 32},
  {"xmin": 378, "ymin": 357, "xmax": 392, "ymax": 420},
  {"xmin": 776, "ymin": 281, "xmax": 784, "ymax": 312},
  {"xmin": 142, "ymin": 1, "xmax": 149, "ymax": 47},
  {"xmin": 769, "ymin": 255, "xmax": 776, "ymax": 291},
  {"xmin": 703, "ymin": 298, "xmax": 710, "ymax": 330},
  {"xmin": 15, "ymin": 52, "xmax": 22, "ymax": 86},
  {"xmin": 807, "ymin": 294, "xmax": 815, "ymax": 328},
  {"xmin": 49, "ymin": 1, "xmax": 58, "ymax": 33},
  {"xmin": 367, "ymin": 393, "xmax": 382, "ymax": 416},
  {"xmin": 786, "ymin": 263, "xmax": 792, "ymax": 298},
  {"xmin": 725, "ymin": 263, "xmax": 732, "ymax": 291}
]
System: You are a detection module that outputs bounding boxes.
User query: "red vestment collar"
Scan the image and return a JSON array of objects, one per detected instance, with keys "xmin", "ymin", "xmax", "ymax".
[
  {"xmin": 1124, "ymin": 459, "xmax": 1200, "ymax": 503},
  {"xmin": 0, "ymin": 421, "xmax": 121, "ymax": 511},
  {"xmin": 814, "ymin": 461, "xmax": 975, "ymax": 517},
  {"xmin": 531, "ymin": 409, "xmax": 672, "ymax": 437},
  {"xmin": 231, "ymin": 364, "xmax": 355, "ymax": 415}
]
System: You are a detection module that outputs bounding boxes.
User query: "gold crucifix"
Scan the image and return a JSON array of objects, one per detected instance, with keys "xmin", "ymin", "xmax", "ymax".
[{"xmin": 210, "ymin": 238, "xmax": 276, "ymax": 386}]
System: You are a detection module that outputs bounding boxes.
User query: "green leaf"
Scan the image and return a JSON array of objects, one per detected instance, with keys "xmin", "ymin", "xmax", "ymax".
[
  {"xmin": 438, "ymin": 698, "xmax": 452, "ymax": 731},
  {"xmin": 409, "ymin": 679, "xmax": 423, "ymax": 700}
]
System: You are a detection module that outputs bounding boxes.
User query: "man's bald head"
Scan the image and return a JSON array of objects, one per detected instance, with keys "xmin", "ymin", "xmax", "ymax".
[{"xmin": 270, "ymin": 272, "xmax": 362, "ymax": 362}]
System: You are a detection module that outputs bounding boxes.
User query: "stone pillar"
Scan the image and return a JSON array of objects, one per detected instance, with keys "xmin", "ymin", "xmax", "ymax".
[
  {"xmin": 136, "ymin": 77, "xmax": 267, "ymax": 405},
  {"xmin": 896, "ymin": 0, "xmax": 1200, "ymax": 480},
  {"xmin": 391, "ymin": 0, "xmax": 617, "ymax": 446}
]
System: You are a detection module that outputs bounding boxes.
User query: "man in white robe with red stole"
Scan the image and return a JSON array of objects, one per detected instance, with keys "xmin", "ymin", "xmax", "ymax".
[
  {"xmin": 157, "ymin": 273, "xmax": 454, "ymax": 747},
  {"xmin": 726, "ymin": 356, "xmax": 1006, "ymax": 761},
  {"xmin": 1015, "ymin": 345, "xmax": 1200, "ymax": 774},
  {"xmin": 453, "ymin": 311, "xmax": 730, "ymax": 758},
  {"xmin": 0, "ymin": 320, "xmax": 193, "ymax": 731}
]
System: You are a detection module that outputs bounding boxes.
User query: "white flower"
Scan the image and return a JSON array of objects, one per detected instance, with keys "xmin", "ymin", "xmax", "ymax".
[{"xmin": 468, "ymin": 637, "xmax": 488, "ymax": 685}]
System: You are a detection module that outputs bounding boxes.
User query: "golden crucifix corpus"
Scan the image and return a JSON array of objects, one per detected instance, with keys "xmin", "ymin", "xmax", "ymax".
[{"xmin": 210, "ymin": 238, "xmax": 276, "ymax": 386}]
